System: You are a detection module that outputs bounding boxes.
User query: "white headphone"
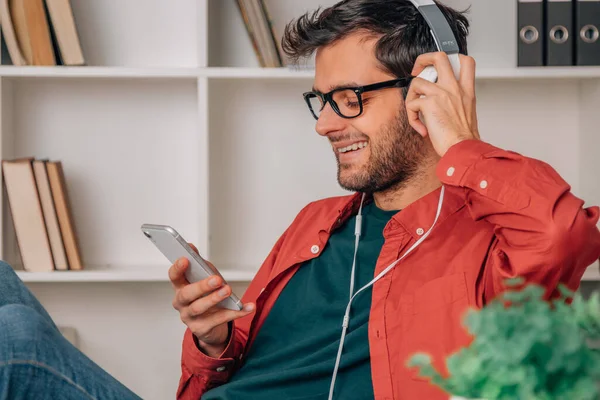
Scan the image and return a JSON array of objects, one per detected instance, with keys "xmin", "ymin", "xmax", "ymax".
[{"xmin": 327, "ymin": 1, "xmax": 461, "ymax": 398}]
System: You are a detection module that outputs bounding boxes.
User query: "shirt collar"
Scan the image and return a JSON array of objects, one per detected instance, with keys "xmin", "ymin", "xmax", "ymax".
[
  {"xmin": 393, "ymin": 185, "xmax": 466, "ymax": 240},
  {"xmin": 326, "ymin": 185, "xmax": 466, "ymax": 240}
]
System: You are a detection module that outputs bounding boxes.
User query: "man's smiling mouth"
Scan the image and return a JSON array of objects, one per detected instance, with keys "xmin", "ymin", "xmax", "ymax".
[{"xmin": 337, "ymin": 141, "xmax": 369, "ymax": 153}]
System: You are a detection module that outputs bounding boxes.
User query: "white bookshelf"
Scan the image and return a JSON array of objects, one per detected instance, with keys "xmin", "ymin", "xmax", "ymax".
[{"xmin": 0, "ymin": 0, "xmax": 599, "ymax": 399}]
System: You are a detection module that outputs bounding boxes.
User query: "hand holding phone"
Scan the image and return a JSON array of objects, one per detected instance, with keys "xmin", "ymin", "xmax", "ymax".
[
  {"xmin": 142, "ymin": 224, "xmax": 255, "ymax": 357},
  {"xmin": 168, "ymin": 255, "xmax": 255, "ymax": 357}
]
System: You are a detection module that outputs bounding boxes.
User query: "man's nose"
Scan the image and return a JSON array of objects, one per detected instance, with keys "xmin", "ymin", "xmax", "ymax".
[{"xmin": 315, "ymin": 103, "xmax": 346, "ymax": 137}]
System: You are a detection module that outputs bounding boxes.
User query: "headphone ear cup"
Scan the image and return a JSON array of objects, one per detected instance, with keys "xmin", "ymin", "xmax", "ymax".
[{"xmin": 417, "ymin": 65, "xmax": 439, "ymax": 83}]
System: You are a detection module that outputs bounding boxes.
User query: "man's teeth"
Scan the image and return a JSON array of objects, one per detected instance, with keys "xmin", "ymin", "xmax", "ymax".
[{"xmin": 338, "ymin": 142, "xmax": 368, "ymax": 153}]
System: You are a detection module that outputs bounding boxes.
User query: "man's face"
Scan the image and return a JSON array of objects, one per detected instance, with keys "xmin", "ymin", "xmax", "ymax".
[{"xmin": 312, "ymin": 32, "xmax": 428, "ymax": 194}]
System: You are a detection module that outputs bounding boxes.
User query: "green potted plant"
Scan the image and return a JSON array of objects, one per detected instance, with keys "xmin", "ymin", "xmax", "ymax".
[{"xmin": 407, "ymin": 277, "xmax": 600, "ymax": 400}]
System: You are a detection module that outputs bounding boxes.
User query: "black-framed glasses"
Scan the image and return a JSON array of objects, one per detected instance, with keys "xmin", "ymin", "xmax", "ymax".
[{"xmin": 302, "ymin": 77, "xmax": 413, "ymax": 120}]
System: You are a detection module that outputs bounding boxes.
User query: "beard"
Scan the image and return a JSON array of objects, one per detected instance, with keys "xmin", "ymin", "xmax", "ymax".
[{"xmin": 335, "ymin": 110, "xmax": 428, "ymax": 194}]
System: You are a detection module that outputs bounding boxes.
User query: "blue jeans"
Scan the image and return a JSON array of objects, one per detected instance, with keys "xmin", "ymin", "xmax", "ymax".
[{"xmin": 0, "ymin": 261, "xmax": 141, "ymax": 400}]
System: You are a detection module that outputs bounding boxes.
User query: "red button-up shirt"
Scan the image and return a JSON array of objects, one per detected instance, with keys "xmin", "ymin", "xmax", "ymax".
[{"xmin": 177, "ymin": 140, "xmax": 600, "ymax": 400}]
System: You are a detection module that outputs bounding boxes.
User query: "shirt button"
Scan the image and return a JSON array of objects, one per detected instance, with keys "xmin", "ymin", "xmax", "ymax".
[
  {"xmin": 446, "ymin": 167, "xmax": 455, "ymax": 177},
  {"xmin": 216, "ymin": 366, "xmax": 226, "ymax": 372},
  {"xmin": 480, "ymin": 180, "xmax": 488, "ymax": 189},
  {"xmin": 311, "ymin": 245, "xmax": 320, "ymax": 254},
  {"xmin": 416, "ymin": 228, "xmax": 424, "ymax": 236}
]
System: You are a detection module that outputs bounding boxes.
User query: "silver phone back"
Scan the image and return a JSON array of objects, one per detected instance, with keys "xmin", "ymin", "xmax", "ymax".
[{"xmin": 141, "ymin": 224, "xmax": 242, "ymax": 311}]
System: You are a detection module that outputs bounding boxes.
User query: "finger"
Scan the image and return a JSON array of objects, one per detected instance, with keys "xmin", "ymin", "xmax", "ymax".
[
  {"xmin": 184, "ymin": 283, "xmax": 231, "ymax": 317},
  {"xmin": 411, "ymin": 52, "xmax": 456, "ymax": 87},
  {"xmin": 405, "ymin": 97, "xmax": 429, "ymax": 137},
  {"xmin": 458, "ymin": 55, "xmax": 476, "ymax": 98},
  {"xmin": 202, "ymin": 302, "xmax": 256, "ymax": 328},
  {"xmin": 168, "ymin": 258, "xmax": 190, "ymax": 290},
  {"xmin": 406, "ymin": 77, "xmax": 439, "ymax": 99},
  {"xmin": 176, "ymin": 275, "xmax": 224, "ymax": 309},
  {"xmin": 188, "ymin": 243, "xmax": 199, "ymax": 254},
  {"xmin": 187, "ymin": 303, "xmax": 255, "ymax": 340}
]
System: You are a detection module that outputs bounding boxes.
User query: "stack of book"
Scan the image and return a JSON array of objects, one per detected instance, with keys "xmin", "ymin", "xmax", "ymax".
[
  {"xmin": 236, "ymin": 0, "xmax": 286, "ymax": 68},
  {"xmin": 0, "ymin": 0, "xmax": 84, "ymax": 66},
  {"xmin": 2, "ymin": 158, "xmax": 83, "ymax": 272}
]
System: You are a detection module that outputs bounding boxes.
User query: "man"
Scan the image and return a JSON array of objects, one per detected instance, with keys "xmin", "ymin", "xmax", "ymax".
[
  {"xmin": 0, "ymin": 1, "xmax": 598, "ymax": 400},
  {"xmin": 172, "ymin": 1, "xmax": 600, "ymax": 400}
]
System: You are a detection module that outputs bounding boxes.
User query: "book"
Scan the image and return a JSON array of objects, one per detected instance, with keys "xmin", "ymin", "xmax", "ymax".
[
  {"xmin": 33, "ymin": 159, "xmax": 69, "ymax": 270},
  {"xmin": 236, "ymin": 0, "xmax": 265, "ymax": 67},
  {"xmin": 237, "ymin": 0, "xmax": 283, "ymax": 67},
  {"xmin": 21, "ymin": 0, "xmax": 56, "ymax": 65},
  {"xmin": 0, "ymin": 0, "xmax": 27, "ymax": 65},
  {"xmin": 259, "ymin": 0, "xmax": 285, "ymax": 66},
  {"xmin": 44, "ymin": 0, "xmax": 84, "ymax": 65},
  {"xmin": 11, "ymin": 0, "xmax": 34, "ymax": 64},
  {"xmin": 46, "ymin": 161, "xmax": 83, "ymax": 270},
  {"xmin": 2, "ymin": 158, "xmax": 54, "ymax": 272}
]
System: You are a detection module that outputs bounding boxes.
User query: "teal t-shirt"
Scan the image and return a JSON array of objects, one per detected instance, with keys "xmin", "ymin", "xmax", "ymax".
[{"xmin": 202, "ymin": 201, "xmax": 398, "ymax": 400}]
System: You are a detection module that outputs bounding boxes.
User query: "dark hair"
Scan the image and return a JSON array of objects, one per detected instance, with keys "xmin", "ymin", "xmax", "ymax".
[{"xmin": 282, "ymin": 0, "xmax": 470, "ymax": 83}]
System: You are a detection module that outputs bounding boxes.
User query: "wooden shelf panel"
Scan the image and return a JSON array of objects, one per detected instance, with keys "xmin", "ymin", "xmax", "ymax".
[
  {"xmin": 0, "ymin": 66, "xmax": 598, "ymax": 80},
  {"xmin": 0, "ymin": 66, "xmax": 199, "ymax": 79},
  {"xmin": 206, "ymin": 66, "xmax": 600, "ymax": 80},
  {"xmin": 16, "ymin": 266, "xmax": 256, "ymax": 283}
]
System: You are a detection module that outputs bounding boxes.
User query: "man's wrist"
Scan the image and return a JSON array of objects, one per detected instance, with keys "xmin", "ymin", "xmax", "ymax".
[
  {"xmin": 443, "ymin": 135, "xmax": 476, "ymax": 157},
  {"xmin": 193, "ymin": 322, "xmax": 232, "ymax": 358},
  {"xmin": 194, "ymin": 335, "xmax": 226, "ymax": 358}
]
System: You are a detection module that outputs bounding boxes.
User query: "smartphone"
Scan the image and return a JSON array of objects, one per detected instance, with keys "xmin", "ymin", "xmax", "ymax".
[{"xmin": 141, "ymin": 224, "xmax": 242, "ymax": 311}]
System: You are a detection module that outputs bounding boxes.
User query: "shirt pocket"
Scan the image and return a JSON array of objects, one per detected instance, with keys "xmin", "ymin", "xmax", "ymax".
[{"xmin": 398, "ymin": 272, "xmax": 471, "ymax": 382}]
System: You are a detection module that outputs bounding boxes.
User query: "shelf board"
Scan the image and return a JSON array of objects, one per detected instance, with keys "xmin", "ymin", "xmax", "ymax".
[
  {"xmin": 0, "ymin": 66, "xmax": 313, "ymax": 79},
  {"xmin": 476, "ymin": 66, "xmax": 600, "ymax": 80},
  {"xmin": 0, "ymin": 66, "xmax": 199, "ymax": 79},
  {"xmin": 0, "ymin": 66, "xmax": 598, "ymax": 80},
  {"xmin": 205, "ymin": 66, "xmax": 600, "ymax": 80},
  {"xmin": 16, "ymin": 266, "xmax": 256, "ymax": 283},
  {"xmin": 203, "ymin": 67, "xmax": 315, "ymax": 79}
]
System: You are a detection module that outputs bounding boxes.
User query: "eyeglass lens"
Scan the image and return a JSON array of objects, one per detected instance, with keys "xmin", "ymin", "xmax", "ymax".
[{"xmin": 308, "ymin": 89, "xmax": 361, "ymax": 119}]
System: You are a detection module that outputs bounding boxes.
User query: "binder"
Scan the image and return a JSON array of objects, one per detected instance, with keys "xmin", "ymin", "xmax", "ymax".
[
  {"xmin": 546, "ymin": 0, "xmax": 574, "ymax": 66},
  {"xmin": 518, "ymin": 0, "xmax": 545, "ymax": 66},
  {"xmin": 575, "ymin": 0, "xmax": 600, "ymax": 65}
]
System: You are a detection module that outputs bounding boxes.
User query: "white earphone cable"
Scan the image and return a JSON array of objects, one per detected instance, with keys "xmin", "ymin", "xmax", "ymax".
[
  {"xmin": 349, "ymin": 193, "xmax": 366, "ymax": 301},
  {"xmin": 327, "ymin": 185, "xmax": 445, "ymax": 400}
]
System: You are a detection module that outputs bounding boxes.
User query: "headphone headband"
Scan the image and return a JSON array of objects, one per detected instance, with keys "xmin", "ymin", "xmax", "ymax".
[
  {"xmin": 409, "ymin": 0, "xmax": 461, "ymax": 79},
  {"xmin": 409, "ymin": 0, "xmax": 460, "ymax": 54}
]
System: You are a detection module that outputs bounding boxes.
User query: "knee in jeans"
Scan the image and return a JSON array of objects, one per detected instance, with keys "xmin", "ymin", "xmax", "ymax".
[
  {"xmin": 0, "ymin": 261, "xmax": 19, "ymax": 287},
  {"xmin": 0, "ymin": 260, "xmax": 16, "ymax": 276},
  {"xmin": 0, "ymin": 304, "xmax": 51, "ymax": 343}
]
